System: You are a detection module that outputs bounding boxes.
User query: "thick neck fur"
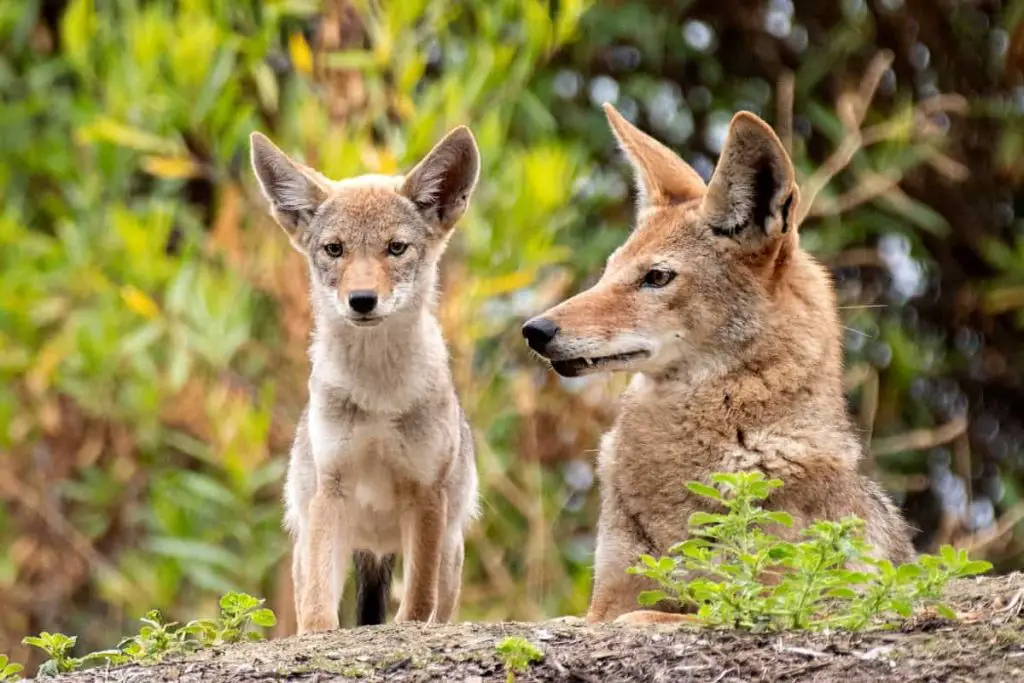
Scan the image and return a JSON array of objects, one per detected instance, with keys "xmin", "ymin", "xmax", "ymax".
[{"xmin": 308, "ymin": 276, "xmax": 451, "ymax": 416}]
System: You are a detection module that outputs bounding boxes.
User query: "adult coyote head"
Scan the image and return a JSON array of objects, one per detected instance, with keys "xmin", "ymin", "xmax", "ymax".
[
  {"xmin": 250, "ymin": 128, "xmax": 480, "ymax": 327},
  {"xmin": 523, "ymin": 103, "xmax": 817, "ymax": 379}
]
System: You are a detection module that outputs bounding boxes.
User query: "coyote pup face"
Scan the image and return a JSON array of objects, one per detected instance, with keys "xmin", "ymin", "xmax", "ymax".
[
  {"xmin": 250, "ymin": 128, "xmax": 480, "ymax": 327},
  {"xmin": 523, "ymin": 104, "xmax": 801, "ymax": 379}
]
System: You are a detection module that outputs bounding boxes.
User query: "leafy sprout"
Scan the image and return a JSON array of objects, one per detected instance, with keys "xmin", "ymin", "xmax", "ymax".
[
  {"xmin": 628, "ymin": 471, "xmax": 992, "ymax": 632},
  {"xmin": 495, "ymin": 636, "xmax": 544, "ymax": 683}
]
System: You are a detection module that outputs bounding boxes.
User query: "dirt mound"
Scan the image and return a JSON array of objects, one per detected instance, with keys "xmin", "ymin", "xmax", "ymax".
[{"xmin": 43, "ymin": 573, "xmax": 1024, "ymax": 682}]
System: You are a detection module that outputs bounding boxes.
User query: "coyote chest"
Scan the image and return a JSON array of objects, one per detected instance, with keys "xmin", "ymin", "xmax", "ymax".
[{"xmin": 307, "ymin": 393, "xmax": 439, "ymax": 554}]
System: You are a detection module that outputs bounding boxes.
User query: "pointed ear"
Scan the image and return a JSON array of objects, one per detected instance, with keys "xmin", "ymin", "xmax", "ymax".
[
  {"xmin": 401, "ymin": 126, "xmax": 480, "ymax": 231},
  {"xmin": 701, "ymin": 112, "xmax": 799, "ymax": 248},
  {"xmin": 603, "ymin": 102, "xmax": 706, "ymax": 206},
  {"xmin": 250, "ymin": 132, "xmax": 330, "ymax": 249}
]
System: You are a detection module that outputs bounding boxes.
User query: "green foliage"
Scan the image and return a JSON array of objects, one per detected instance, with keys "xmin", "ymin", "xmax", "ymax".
[
  {"xmin": 21, "ymin": 593, "xmax": 275, "ymax": 676},
  {"xmin": 628, "ymin": 472, "xmax": 993, "ymax": 632},
  {"xmin": 19, "ymin": 633, "xmax": 88, "ymax": 677},
  {"xmin": 0, "ymin": 655, "xmax": 22, "ymax": 682},
  {"xmin": 179, "ymin": 591, "xmax": 278, "ymax": 646},
  {"xmin": 495, "ymin": 636, "xmax": 544, "ymax": 683}
]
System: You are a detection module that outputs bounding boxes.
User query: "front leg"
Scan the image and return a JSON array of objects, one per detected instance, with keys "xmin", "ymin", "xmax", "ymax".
[
  {"xmin": 395, "ymin": 488, "xmax": 447, "ymax": 623},
  {"xmin": 298, "ymin": 488, "xmax": 350, "ymax": 634},
  {"xmin": 586, "ymin": 490, "xmax": 681, "ymax": 624}
]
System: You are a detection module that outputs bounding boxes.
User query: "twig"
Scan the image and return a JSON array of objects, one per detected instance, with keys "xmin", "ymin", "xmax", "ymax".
[
  {"xmin": 869, "ymin": 414, "xmax": 968, "ymax": 457},
  {"xmin": 794, "ymin": 50, "xmax": 969, "ymax": 227},
  {"xmin": 777, "ymin": 69, "xmax": 795, "ymax": 155},
  {"xmin": 796, "ymin": 50, "xmax": 893, "ymax": 226},
  {"xmin": 711, "ymin": 667, "xmax": 737, "ymax": 683},
  {"xmin": 807, "ymin": 170, "xmax": 903, "ymax": 218},
  {"xmin": 965, "ymin": 502, "xmax": 1024, "ymax": 554},
  {"xmin": 826, "ymin": 248, "xmax": 885, "ymax": 269}
]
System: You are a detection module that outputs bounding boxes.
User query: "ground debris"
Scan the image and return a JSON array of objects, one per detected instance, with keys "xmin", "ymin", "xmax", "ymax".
[{"xmin": 39, "ymin": 573, "xmax": 1024, "ymax": 682}]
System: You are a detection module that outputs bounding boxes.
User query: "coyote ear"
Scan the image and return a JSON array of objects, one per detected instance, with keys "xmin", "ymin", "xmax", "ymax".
[
  {"xmin": 701, "ymin": 112, "xmax": 799, "ymax": 249},
  {"xmin": 250, "ymin": 132, "xmax": 330, "ymax": 250},
  {"xmin": 401, "ymin": 126, "xmax": 480, "ymax": 231},
  {"xmin": 603, "ymin": 102, "xmax": 706, "ymax": 207}
]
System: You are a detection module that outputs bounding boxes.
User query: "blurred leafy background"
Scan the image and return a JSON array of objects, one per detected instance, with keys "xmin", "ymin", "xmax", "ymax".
[{"xmin": 3, "ymin": 0, "xmax": 1024, "ymax": 671}]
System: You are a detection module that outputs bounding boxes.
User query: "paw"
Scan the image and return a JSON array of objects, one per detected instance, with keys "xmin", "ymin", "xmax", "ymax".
[
  {"xmin": 394, "ymin": 605, "xmax": 436, "ymax": 624},
  {"xmin": 614, "ymin": 610, "xmax": 691, "ymax": 627},
  {"xmin": 298, "ymin": 609, "xmax": 339, "ymax": 634}
]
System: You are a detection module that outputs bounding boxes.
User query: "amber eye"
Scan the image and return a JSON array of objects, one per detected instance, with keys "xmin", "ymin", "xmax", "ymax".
[
  {"xmin": 387, "ymin": 241, "xmax": 408, "ymax": 257},
  {"xmin": 324, "ymin": 242, "xmax": 344, "ymax": 258},
  {"xmin": 642, "ymin": 269, "xmax": 675, "ymax": 288}
]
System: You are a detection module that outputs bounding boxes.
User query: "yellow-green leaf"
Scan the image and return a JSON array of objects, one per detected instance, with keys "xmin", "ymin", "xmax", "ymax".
[{"xmin": 289, "ymin": 32, "xmax": 314, "ymax": 75}]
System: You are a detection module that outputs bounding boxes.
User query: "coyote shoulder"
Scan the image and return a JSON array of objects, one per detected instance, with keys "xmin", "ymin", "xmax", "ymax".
[
  {"xmin": 523, "ymin": 103, "xmax": 914, "ymax": 625},
  {"xmin": 250, "ymin": 127, "xmax": 480, "ymax": 633}
]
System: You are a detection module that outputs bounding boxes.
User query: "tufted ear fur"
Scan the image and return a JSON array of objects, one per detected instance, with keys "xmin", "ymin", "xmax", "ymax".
[
  {"xmin": 700, "ymin": 112, "xmax": 799, "ymax": 251},
  {"xmin": 603, "ymin": 102, "xmax": 707, "ymax": 207},
  {"xmin": 250, "ymin": 132, "xmax": 331, "ymax": 250},
  {"xmin": 401, "ymin": 126, "xmax": 480, "ymax": 231}
]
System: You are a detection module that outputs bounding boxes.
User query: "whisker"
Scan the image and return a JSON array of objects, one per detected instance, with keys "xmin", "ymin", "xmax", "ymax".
[
  {"xmin": 838, "ymin": 303, "xmax": 888, "ymax": 310},
  {"xmin": 843, "ymin": 325, "xmax": 875, "ymax": 339}
]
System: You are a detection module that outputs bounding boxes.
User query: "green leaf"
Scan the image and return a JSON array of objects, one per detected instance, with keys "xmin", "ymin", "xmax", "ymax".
[
  {"xmin": 637, "ymin": 590, "xmax": 669, "ymax": 606},
  {"xmin": 890, "ymin": 599, "xmax": 913, "ymax": 617},
  {"xmin": 324, "ymin": 50, "xmax": 379, "ymax": 70},
  {"xmin": 935, "ymin": 604, "xmax": 957, "ymax": 619},
  {"xmin": 685, "ymin": 482, "xmax": 722, "ymax": 501},
  {"xmin": 959, "ymin": 561, "xmax": 993, "ymax": 576},
  {"xmin": 687, "ymin": 512, "xmax": 721, "ymax": 527},
  {"xmin": 827, "ymin": 587, "xmax": 858, "ymax": 600},
  {"xmin": 896, "ymin": 564, "xmax": 923, "ymax": 581},
  {"xmin": 764, "ymin": 511, "xmax": 794, "ymax": 527},
  {"xmin": 249, "ymin": 609, "xmax": 277, "ymax": 628}
]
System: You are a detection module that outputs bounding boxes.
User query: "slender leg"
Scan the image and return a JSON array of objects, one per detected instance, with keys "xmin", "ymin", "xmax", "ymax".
[
  {"xmin": 291, "ymin": 542, "xmax": 304, "ymax": 627},
  {"xmin": 434, "ymin": 531, "xmax": 465, "ymax": 623},
  {"xmin": 395, "ymin": 490, "xmax": 446, "ymax": 623},
  {"xmin": 299, "ymin": 490, "xmax": 349, "ymax": 633}
]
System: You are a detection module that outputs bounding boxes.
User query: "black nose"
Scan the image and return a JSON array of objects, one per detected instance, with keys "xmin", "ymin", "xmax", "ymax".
[
  {"xmin": 348, "ymin": 290, "xmax": 378, "ymax": 314},
  {"xmin": 522, "ymin": 318, "xmax": 559, "ymax": 353}
]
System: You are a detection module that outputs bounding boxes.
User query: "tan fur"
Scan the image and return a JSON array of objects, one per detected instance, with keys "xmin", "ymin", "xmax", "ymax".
[
  {"xmin": 250, "ymin": 128, "xmax": 481, "ymax": 633},
  {"xmin": 524, "ymin": 104, "xmax": 914, "ymax": 625}
]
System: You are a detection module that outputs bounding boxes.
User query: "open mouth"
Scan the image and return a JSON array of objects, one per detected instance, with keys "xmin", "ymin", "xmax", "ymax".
[{"xmin": 550, "ymin": 350, "xmax": 650, "ymax": 377}]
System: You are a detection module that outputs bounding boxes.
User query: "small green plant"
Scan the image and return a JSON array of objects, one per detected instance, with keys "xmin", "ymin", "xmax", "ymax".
[
  {"xmin": 23, "ymin": 592, "xmax": 276, "ymax": 676},
  {"xmin": 0, "ymin": 655, "xmax": 23, "ymax": 682},
  {"xmin": 180, "ymin": 591, "xmax": 277, "ymax": 646},
  {"xmin": 629, "ymin": 471, "xmax": 992, "ymax": 632},
  {"xmin": 21, "ymin": 633, "xmax": 79, "ymax": 676},
  {"xmin": 116, "ymin": 610, "xmax": 197, "ymax": 664},
  {"xmin": 19, "ymin": 632, "xmax": 119, "ymax": 677},
  {"xmin": 495, "ymin": 636, "xmax": 544, "ymax": 683}
]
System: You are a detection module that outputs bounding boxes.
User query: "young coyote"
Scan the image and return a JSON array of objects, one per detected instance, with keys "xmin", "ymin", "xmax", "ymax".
[
  {"xmin": 250, "ymin": 127, "xmax": 480, "ymax": 634},
  {"xmin": 523, "ymin": 104, "xmax": 914, "ymax": 625}
]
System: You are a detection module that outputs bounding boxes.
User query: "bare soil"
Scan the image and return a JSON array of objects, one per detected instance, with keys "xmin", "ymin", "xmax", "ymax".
[{"xmin": 44, "ymin": 573, "xmax": 1024, "ymax": 683}]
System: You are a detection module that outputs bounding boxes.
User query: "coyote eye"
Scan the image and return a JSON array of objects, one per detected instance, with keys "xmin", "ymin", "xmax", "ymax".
[
  {"xmin": 387, "ymin": 241, "xmax": 408, "ymax": 257},
  {"xmin": 324, "ymin": 243, "xmax": 344, "ymax": 258},
  {"xmin": 642, "ymin": 268, "xmax": 676, "ymax": 288}
]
